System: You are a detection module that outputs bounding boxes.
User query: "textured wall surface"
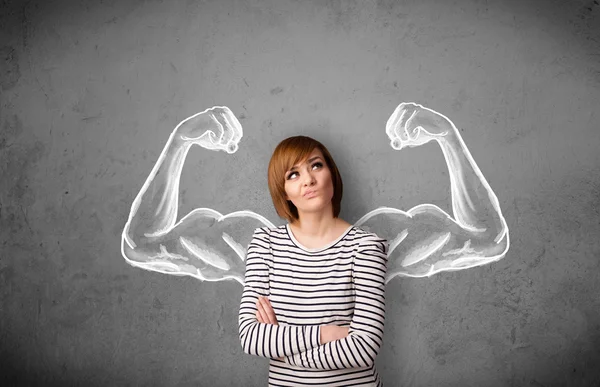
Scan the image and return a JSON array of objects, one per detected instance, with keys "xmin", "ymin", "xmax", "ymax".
[{"xmin": 1, "ymin": 0, "xmax": 599, "ymax": 386}]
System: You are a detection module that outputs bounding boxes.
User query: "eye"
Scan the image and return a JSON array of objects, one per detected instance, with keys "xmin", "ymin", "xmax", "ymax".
[
  {"xmin": 312, "ymin": 162, "xmax": 323, "ymax": 170},
  {"xmin": 286, "ymin": 171, "xmax": 299, "ymax": 180}
]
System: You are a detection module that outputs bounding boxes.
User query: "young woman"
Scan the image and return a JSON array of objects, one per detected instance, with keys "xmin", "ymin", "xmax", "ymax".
[
  {"xmin": 122, "ymin": 104, "xmax": 507, "ymax": 385},
  {"xmin": 238, "ymin": 136, "xmax": 388, "ymax": 387}
]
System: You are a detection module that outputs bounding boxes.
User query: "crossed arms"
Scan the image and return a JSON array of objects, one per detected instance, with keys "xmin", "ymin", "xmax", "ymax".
[{"xmin": 238, "ymin": 229, "xmax": 388, "ymax": 369}]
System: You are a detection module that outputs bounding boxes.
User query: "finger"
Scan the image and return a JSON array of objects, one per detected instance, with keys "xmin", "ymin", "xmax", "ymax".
[
  {"xmin": 390, "ymin": 137, "xmax": 403, "ymax": 150},
  {"xmin": 208, "ymin": 112, "xmax": 225, "ymax": 142},
  {"xmin": 199, "ymin": 130, "xmax": 218, "ymax": 144},
  {"xmin": 224, "ymin": 112, "xmax": 243, "ymax": 154},
  {"xmin": 226, "ymin": 111, "xmax": 243, "ymax": 143},
  {"xmin": 256, "ymin": 308, "xmax": 266, "ymax": 323},
  {"xmin": 262, "ymin": 299, "xmax": 278, "ymax": 325},
  {"xmin": 257, "ymin": 297, "xmax": 273, "ymax": 325},
  {"xmin": 402, "ymin": 108, "xmax": 419, "ymax": 139},
  {"xmin": 385, "ymin": 103, "xmax": 406, "ymax": 139},
  {"xmin": 255, "ymin": 298, "xmax": 263, "ymax": 322},
  {"xmin": 218, "ymin": 109, "xmax": 237, "ymax": 144},
  {"xmin": 257, "ymin": 298, "xmax": 273, "ymax": 324},
  {"xmin": 258, "ymin": 310, "xmax": 267, "ymax": 324},
  {"xmin": 258, "ymin": 298, "xmax": 275, "ymax": 325},
  {"xmin": 190, "ymin": 130, "xmax": 219, "ymax": 150},
  {"xmin": 218, "ymin": 107, "xmax": 243, "ymax": 154},
  {"xmin": 256, "ymin": 301, "xmax": 267, "ymax": 323}
]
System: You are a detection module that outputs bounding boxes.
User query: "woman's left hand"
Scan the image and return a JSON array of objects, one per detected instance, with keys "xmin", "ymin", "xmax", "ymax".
[{"xmin": 256, "ymin": 296, "xmax": 278, "ymax": 325}]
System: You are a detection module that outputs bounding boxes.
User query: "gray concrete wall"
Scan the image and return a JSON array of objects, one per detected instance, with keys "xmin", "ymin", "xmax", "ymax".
[{"xmin": 1, "ymin": 0, "xmax": 599, "ymax": 385}]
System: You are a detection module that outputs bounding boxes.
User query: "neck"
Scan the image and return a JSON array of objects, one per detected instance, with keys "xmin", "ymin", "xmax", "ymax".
[{"xmin": 291, "ymin": 208, "xmax": 337, "ymax": 238}]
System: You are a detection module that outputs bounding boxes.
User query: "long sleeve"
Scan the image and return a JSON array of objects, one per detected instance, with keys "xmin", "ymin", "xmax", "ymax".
[
  {"xmin": 284, "ymin": 235, "xmax": 388, "ymax": 369},
  {"xmin": 238, "ymin": 228, "xmax": 321, "ymax": 358}
]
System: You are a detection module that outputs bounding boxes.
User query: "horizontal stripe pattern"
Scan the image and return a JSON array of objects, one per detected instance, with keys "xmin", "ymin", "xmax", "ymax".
[{"xmin": 238, "ymin": 225, "xmax": 388, "ymax": 387}]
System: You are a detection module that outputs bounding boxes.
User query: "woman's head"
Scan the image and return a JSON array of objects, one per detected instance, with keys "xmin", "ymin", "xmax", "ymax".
[{"xmin": 268, "ymin": 136, "xmax": 343, "ymax": 223}]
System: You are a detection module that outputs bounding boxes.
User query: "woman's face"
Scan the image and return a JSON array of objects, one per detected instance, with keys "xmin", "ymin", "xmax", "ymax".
[{"xmin": 284, "ymin": 148, "xmax": 334, "ymax": 217}]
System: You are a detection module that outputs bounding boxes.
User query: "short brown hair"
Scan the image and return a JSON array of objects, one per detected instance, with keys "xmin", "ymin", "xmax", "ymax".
[{"xmin": 268, "ymin": 136, "xmax": 343, "ymax": 223}]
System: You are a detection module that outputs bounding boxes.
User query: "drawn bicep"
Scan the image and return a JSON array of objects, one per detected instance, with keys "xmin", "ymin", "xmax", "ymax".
[
  {"xmin": 121, "ymin": 208, "xmax": 274, "ymax": 284},
  {"xmin": 356, "ymin": 205, "xmax": 508, "ymax": 281}
]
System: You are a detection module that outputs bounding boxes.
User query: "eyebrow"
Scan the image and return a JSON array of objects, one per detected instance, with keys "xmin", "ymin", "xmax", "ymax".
[{"xmin": 288, "ymin": 156, "xmax": 322, "ymax": 171}]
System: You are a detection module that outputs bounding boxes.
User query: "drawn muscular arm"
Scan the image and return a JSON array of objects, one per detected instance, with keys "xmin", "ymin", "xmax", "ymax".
[
  {"xmin": 121, "ymin": 107, "xmax": 274, "ymax": 284},
  {"xmin": 357, "ymin": 103, "xmax": 509, "ymax": 280}
]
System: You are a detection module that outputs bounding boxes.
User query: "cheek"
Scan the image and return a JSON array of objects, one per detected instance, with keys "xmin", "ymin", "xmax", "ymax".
[
  {"xmin": 321, "ymin": 171, "xmax": 335, "ymax": 195},
  {"xmin": 284, "ymin": 182, "xmax": 298, "ymax": 199},
  {"xmin": 322, "ymin": 170, "xmax": 333, "ymax": 187}
]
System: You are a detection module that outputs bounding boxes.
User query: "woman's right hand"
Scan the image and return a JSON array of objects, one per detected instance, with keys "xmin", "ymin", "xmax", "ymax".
[
  {"xmin": 320, "ymin": 325, "xmax": 349, "ymax": 344},
  {"xmin": 174, "ymin": 106, "xmax": 243, "ymax": 154}
]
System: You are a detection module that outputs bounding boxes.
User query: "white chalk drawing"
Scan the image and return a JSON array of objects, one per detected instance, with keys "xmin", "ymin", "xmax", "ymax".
[{"xmin": 121, "ymin": 103, "xmax": 509, "ymax": 284}]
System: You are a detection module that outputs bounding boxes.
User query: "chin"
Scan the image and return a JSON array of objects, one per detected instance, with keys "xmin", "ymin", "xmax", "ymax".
[{"xmin": 299, "ymin": 198, "xmax": 332, "ymax": 213}]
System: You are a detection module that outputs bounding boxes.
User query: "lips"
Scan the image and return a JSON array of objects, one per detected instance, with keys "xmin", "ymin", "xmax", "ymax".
[{"xmin": 303, "ymin": 189, "xmax": 317, "ymax": 198}]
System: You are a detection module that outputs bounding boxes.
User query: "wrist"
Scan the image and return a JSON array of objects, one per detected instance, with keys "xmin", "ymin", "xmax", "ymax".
[
  {"xmin": 169, "ymin": 129, "xmax": 193, "ymax": 149},
  {"xmin": 437, "ymin": 126, "xmax": 460, "ymax": 148}
]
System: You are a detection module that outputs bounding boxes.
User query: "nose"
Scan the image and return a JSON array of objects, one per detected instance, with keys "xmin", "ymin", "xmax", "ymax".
[{"xmin": 303, "ymin": 171, "xmax": 316, "ymax": 186}]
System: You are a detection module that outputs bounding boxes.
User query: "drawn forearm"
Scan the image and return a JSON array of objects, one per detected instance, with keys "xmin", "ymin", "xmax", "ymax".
[
  {"xmin": 125, "ymin": 133, "xmax": 191, "ymax": 245},
  {"xmin": 438, "ymin": 127, "xmax": 507, "ymax": 241}
]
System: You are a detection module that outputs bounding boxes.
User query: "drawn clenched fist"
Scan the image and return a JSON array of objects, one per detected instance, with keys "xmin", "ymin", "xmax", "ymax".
[
  {"xmin": 175, "ymin": 106, "xmax": 243, "ymax": 154},
  {"xmin": 386, "ymin": 102, "xmax": 453, "ymax": 150}
]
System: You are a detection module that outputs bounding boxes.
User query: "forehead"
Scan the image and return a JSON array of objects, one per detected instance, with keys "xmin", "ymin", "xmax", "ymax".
[{"xmin": 290, "ymin": 148, "xmax": 324, "ymax": 168}]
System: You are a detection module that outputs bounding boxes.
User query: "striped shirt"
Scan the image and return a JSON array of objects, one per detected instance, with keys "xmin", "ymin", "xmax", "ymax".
[{"xmin": 239, "ymin": 225, "xmax": 388, "ymax": 387}]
